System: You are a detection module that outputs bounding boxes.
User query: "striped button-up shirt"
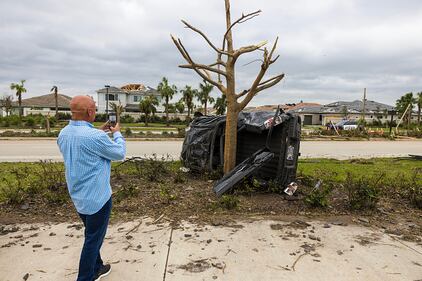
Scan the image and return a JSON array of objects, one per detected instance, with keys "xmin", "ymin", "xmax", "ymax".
[{"xmin": 57, "ymin": 120, "xmax": 126, "ymax": 215}]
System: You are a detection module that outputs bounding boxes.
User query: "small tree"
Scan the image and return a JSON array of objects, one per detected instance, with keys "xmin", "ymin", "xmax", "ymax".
[
  {"xmin": 175, "ymin": 100, "xmax": 185, "ymax": 114},
  {"xmin": 196, "ymin": 80, "xmax": 215, "ymax": 115},
  {"xmin": 396, "ymin": 92, "xmax": 416, "ymax": 128},
  {"xmin": 109, "ymin": 101, "xmax": 125, "ymax": 123},
  {"xmin": 214, "ymin": 94, "xmax": 227, "ymax": 115},
  {"xmin": 10, "ymin": 80, "xmax": 27, "ymax": 119},
  {"xmin": 0, "ymin": 95, "xmax": 13, "ymax": 116},
  {"xmin": 172, "ymin": 0, "xmax": 284, "ymax": 173},
  {"xmin": 180, "ymin": 86, "xmax": 196, "ymax": 119},
  {"xmin": 157, "ymin": 77, "xmax": 177, "ymax": 126},
  {"xmin": 50, "ymin": 86, "xmax": 59, "ymax": 117},
  {"xmin": 341, "ymin": 105, "xmax": 349, "ymax": 119},
  {"xmin": 139, "ymin": 95, "xmax": 159, "ymax": 127}
]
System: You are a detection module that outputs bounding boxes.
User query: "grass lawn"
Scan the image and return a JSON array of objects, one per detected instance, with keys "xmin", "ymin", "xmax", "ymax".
[
  {"xmin": 1, "ymin": 158, "xmax": 420, "ymax": 199},
  {"xmin": 92, "ymin": 122, "xmax": 186, "ymax": 130},
  {"xmin": 298, "ymin": 158, "xmax": 421, "ymax": 184}
]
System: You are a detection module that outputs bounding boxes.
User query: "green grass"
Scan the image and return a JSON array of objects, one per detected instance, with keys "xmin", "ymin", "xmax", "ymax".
[
  {"xmin": 92, "ymin": 122, "xmax": 186, "ymax": 130},
  {"xmin": 298, "ymin": 158, "xmax": 422, "ymax": 185}
]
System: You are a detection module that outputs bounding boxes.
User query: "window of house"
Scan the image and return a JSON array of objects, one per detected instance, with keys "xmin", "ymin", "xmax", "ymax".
[
  {"xmin": 106, "ymin": 94, "xmax": 117, "ymax": 101},
  {"xmin": 134, "ymin": 96, "xmax": 140, "ymax": 102}
]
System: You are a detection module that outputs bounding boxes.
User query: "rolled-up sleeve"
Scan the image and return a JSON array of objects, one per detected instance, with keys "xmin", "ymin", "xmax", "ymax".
[{"xmin": 86, "ymin": 131, "xmax": 126, "ymax": 161}]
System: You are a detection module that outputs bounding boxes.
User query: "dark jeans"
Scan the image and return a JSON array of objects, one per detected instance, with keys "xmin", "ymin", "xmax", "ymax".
[{"xmin": 77, "ymin": 197, "xmax": 112, "ymax": 281}]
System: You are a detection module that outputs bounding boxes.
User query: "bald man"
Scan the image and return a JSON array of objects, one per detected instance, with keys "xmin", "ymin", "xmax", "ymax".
[{"xmin": 58, "ymin": 95, "xmax": 126, "ymax": 281}]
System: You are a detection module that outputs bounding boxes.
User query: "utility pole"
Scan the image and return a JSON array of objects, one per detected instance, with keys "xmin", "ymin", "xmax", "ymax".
[{"xmin": 361, "ymin": 88, "xmax": 367, "ymax": 127}]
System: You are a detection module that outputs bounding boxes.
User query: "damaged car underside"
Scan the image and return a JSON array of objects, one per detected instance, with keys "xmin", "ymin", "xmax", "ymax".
[{"xmin": 181, "ymin": 110, "xmax": 301, "ymax": 196}]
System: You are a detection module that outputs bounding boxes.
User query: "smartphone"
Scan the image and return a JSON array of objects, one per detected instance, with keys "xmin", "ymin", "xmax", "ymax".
[{"xmin": 108, "ymin": 113, "xmax": 117, "ymax": 127}]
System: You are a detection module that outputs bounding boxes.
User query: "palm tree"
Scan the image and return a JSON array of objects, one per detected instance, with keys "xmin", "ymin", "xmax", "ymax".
[
  {"xmin": 139, "ymin": 95, "xmax": 159, "ymax": 126},
  {"xmin": 10, "ymin": 80, "xmax": 27, "ymax": 118},
  {"xmin": 214, "ymin": 94, "xmax": 227, "ymax": 115},
  {"xmin": 0, "ymin": 95, "xmax": 13, "ymax": 116},
  {"xmin": 50, "ymin": 86, "xmax": 59, "ymax": 117},
  {"xmin": 180, "ymin": 85, "xmax": 196, "ymax": 119},
  {"xmin": 175, "ymin": 100, "xmax": 185, "ymax": 114},
  {"xmin": 196, "ymin": 80, "xmax": 214, "ymax": 115},
  {"xmin": 157, "ymin": 77, "xmax": 177, "ymax": 126},
  {"xmin": 396, "ymin": 92, "xmax": 416, "ymax": 127},
  {"xmin": 417, "ymin": 92, "xmax": 422, "ymax": 125},
  {"xmin": 109, "ymin": 101, "xmax": 125, "ymax": 123}
]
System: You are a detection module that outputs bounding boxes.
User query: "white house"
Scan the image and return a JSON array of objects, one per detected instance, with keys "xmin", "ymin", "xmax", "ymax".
[{"xmin": 96, "ymin": 84, "xmax": 163, "ymax": 114}]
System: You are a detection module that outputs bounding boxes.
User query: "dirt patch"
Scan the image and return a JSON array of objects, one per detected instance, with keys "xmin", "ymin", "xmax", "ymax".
[
  {"xmin": 355, "ymin": 233, "xmax": 382, "ymax": 246},
  {"xmin": 178, "ymin": 259, "xmax": 212, "ymax": 273},
  {"xmin": 270, "ymin": 220, "xmax": 311, "ymax": 230},
  {"xmin": 0, "ymin": 161, "xmax": 421, "ymax": 245}
]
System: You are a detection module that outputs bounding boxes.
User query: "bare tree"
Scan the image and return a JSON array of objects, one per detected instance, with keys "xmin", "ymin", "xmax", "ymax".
[
  {"xmin": 0, "ymin": 95, "xmax": 13, "ymax": 116},
  {"xmin": 171, "ymin": 0, "xmax": 284, "ymax": 173}
]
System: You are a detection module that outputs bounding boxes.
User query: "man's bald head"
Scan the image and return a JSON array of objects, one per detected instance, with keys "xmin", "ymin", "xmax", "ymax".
[{"xmin": 70, "ymin": 95, "xmax": 96, "ymax": 122}]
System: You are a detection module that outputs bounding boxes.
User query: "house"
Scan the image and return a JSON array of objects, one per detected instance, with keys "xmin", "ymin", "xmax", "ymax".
[
  {"xmin": 290, "ymin": 100, "xmax": 396, "ymax": 125},
  {"xmin": 96, "ymin": 84, "xmax": 163, "ymax": 114},
  {"xmin": 10, "ymin": 93, "xmax": 72, "ymax": 116}
]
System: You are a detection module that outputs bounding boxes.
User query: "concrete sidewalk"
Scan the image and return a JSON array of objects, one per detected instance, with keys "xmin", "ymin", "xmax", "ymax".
[{"xmin": 1, "ymin": 218, "xmax": 421, "ymax": 281}]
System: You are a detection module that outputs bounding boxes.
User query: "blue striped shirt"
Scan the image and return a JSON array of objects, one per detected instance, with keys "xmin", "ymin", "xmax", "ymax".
[{"xmin": 57, "ymin": 120, "xmax": 126, "ymax": 215}]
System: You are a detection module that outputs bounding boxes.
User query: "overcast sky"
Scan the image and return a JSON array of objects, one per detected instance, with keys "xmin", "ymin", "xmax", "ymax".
[{"xmin": 0, "ymin": 0, "xmax": 421, "ymax": 106}]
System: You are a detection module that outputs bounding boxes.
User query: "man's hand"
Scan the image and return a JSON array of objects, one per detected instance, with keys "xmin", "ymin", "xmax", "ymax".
[
  {"xmin": 99, "ymin": 121, "xmax": 111, "ymax": 132},
  {"xmin": 110, "ymin": 123, "xmax": 121, "ymax": 133}
]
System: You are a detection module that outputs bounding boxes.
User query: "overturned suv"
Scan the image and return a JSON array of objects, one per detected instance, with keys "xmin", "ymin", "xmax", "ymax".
[{"xmin": 181, "ymin": 109, "xmax": 301, "ymax": 196}]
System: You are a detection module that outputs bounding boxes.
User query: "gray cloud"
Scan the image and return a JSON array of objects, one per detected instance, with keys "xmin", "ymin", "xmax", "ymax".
[{"xmin": 0, "ymin": 0, "xmax": 421, "ymax": 107}]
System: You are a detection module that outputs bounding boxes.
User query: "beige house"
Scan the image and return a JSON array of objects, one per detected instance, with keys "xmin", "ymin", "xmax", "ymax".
[{"xmin": 10, "ymin": 93, "xmax": 72, "ymax": 116}]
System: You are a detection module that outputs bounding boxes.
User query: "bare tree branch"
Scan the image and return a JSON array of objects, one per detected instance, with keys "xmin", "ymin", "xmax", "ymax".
[
  {"xmin": 241, "ymin": 59, "xmax": 264, "ymax": 67},
  {"xmin": 270, "ymin": 55, "xmax": 280, "ymax": 65},
  {"xmin": 181, "ymin": 20, "xmax": 232, "ymax": 57},
  {"xmin": 209, "ymin": 60, "xmax": 227, "ymax": 68},
  {"xmin": 171, "ymin": 35, "xmax": 226, "ymax": 91},
  {"xmin": 222, "ymin": 10, "xmax": 261, "ymax": 52},
  {"xmin": 179, "ymin": 63, "xmax": 227, "ymax": 77},
  {"xmin": 236, "ymin": 74, "xmax": 284, "ymax": 98},
  {"xmin": 234, "ymin": 41, "xmax": 268, "ymax": 58},
  {"xmin": 255, "ymin": 74, "xmax": 284, "ymax": 92},
  {"xmin": 238, "ymin": 74, "xmax": 284, "ymax": 109},
  {"xmin": 237, "ymin": 38, "xmax": 282, "ymax": 110},
  {"xmin": 268, "ymin": 37, "xmax": 279, "ymax": 62}
]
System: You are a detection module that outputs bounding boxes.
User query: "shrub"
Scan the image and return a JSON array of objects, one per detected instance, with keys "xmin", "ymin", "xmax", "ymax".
[
  {"xmin": 124, "ymin": 127, "xmax": 132, "ymax": 137},
  {"xmin": 95, "ymin": 113, "xmax": 107, "ymax": 122},
  {"xmin": 56, "ymin": 112, "xmax": 71, "ymax": 121},
  {"xmin": 304, "ymin": 180, "xmax": 331, "ymax": 208},
  {"xmin": 120, "ymin": 114, "xmax": 134, "ymax": 123},
  {"xmin": 134, "ymin": 155, "xmax": 170, "ymax": 182},
  {"xmin": 173, "ymin": 169, "xmax": 187, "ymax": 183},
  {"xmin": 217, "ymin": 195, "xmax": 239, "ymax": 210},
  {"xmin": 25, "ymin": 117, "xmax": 36, "ymax": 127},
  {"xmin": 345, "ymin": 173, "xmax": 382, "ymax": 210},
  {"xmin": 177, "ymin": 127, "xmax": 186, "ymax": 138},
  {"xmin": 113, "ymin": 183, "xmax": 139, "ymax": 203},
  {"xmin": 159, "ymin": 183, "xmax": 177, "ymax": 203}
]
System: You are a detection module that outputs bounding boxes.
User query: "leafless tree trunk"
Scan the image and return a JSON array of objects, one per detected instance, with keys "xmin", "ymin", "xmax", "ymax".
[{"xmin": 172, "ymin": 0, "xmax": 284, "ymax": 174}]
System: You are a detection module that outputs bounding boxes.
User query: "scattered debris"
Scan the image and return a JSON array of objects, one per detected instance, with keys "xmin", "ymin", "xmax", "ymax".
[{"xmin": 178, "ymin": 259, "xmax": 211, "ymax": 273}]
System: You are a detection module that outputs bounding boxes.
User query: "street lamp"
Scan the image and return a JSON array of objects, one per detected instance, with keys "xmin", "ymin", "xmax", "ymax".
[{"xmin": 105, "ymin": 85, "xmax": 110, "ymax": 119}]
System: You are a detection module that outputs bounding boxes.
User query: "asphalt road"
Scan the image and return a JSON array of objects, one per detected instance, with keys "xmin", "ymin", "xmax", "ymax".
[{"xmin": 0, "ymin": 139, "xmax": 421, "ymax": 162}]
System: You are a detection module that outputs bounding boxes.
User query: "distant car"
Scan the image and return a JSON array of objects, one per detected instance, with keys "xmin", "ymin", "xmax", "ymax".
[
  {"xmin": 341, "ymin": 120, "xmax": 359, "ymax": 130},
  {"xmin": 327, "ymin": 120, "xmax": 359, "ymax": 130}
]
